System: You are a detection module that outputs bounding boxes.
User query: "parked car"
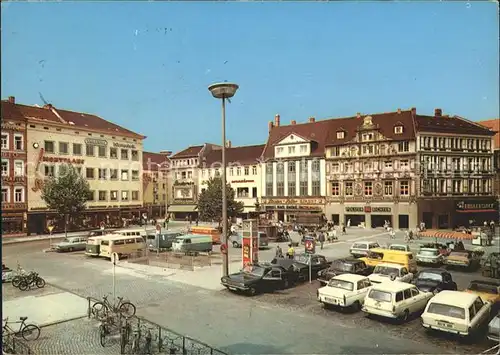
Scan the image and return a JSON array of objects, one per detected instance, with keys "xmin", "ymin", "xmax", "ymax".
[
  {"xmin": 487, "ymin": 314, "xmax": 500, "ymax": 342},
  {"xmin": 220, "ymin": 263, "xmax": 295, "ymax": 296},
  {"xmin": 271, "ymin": 254, "xmax": 331, "ymax": 282},
  {"xmin": 416, "ymin": 248, "xmax": 444, "ymax": 266},
  {"xmin": 145, "ymin": 232, "xmax": 183, "ymax": 251},
  {"xmin": 421, "ymin": 291, "xmax": 492, "ymax": 337},
  {"xmin": 465, "ymin": 279, "xmax": 500, "ymax": 308},
  {"xmin": 421, "ymin": 243, "xmax": 450, "ymax": 257},
  {"xmin": 359, "ymin": 248, "xmax": 417, "ymax": 273},
  {"xmin": 317, "ymin": 259, "xmax": 370, "ymax": 285},
  {"xmin": 444, "ymin": 250, "xmax": 482, "ymax": 270},
  {"xmin": 317, "ymin": 274, "xmax": 372, "ymax": 311},
  {"xmin": 362, "ymin": 281, "xmax": 433, "ymax": 322},
  {"xmin": 171, "ymin": 234, "xmax": 212, "ymax": 254},
  {"xmin": 2, "ymin": 264, "xmax": 15, "ymax": 283},
  {"xmin": 368, "ymin": 263, "xmax": 413, "ymax": 284},
  {"xmin": 350, "ymin": 241, "xmax": 380, "ymax": 258},
  {"xmin": 53, "ymin": 236, "xmax": 87, "ymax": 252},
  {"xmin": 389, "ymin": 244, "xmax": 411, "ymax": 252},
  {"xmin": 413, "ymin": 269, "xmax": 457, "ymax": 293}
]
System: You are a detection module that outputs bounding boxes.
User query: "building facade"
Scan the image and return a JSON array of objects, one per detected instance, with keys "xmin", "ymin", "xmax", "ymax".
[
  {"xmin": 260, "ymin": 115, "xmax": 328, "ymax": 222},
  {"xmin": 199, "ymin": 142, "xmax": 264, "ymax": 216},
  {"xmin": 325, "ymin": 109, "xmax": 418, "ymax": 229},
  {"xmin": 142, "ymin": 151, "xmax": 170, "ymax": 219},
  {"xmin": 1, "ymin": 97, "xmax": 28, "ymax": 236},
  {"xmin": 168, "ymin": 143, "xmax": 220, "ymax": 220},
  {"xmin": 10, "ymin": 100, "xmax": 146, "ymax": 235},
  {"xmin": 416, "ymin": 110, "xmax": 497, "ymax": 229},
  {"xmin": 478, "ymin": 119, "xmax": 500, "ymax": 218}
]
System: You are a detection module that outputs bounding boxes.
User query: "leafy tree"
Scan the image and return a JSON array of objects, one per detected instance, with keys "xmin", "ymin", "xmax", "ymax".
[
  {"xmin": 41, "ymin": 164, "xmax": 91, "ymax": 236},
  {"xmin": 197, "ymin": 177, "xmax": 244, "ymax": 222}
]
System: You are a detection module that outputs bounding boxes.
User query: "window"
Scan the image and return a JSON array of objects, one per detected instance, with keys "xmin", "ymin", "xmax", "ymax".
[
  {"xmin": 110, "ymin": 190, "xmax": 118, "ymax": 201},
  {"xmin": 364, "ymin": 181, "xmax": 373, "ymax": 196},
  {"xmin": 132, "ymin": 191, "xmax": 139, "ymax": 200},
  {"xmin": 244, "ymin": 167, "xmax": 249, "ymax": 175},
  {"xmin": 14, "ymin": 161, "xmax": 23, "ymax": 176},
  {"xmin": 237, "ymin": 167, "xmax": 241, "ymax": 176},
  {"xmin": 98, "ymin": 191, "xmax": 107, "ymax": 201},
  {"xmin": 86, "ymin": 168, "xmax": 95, "ymax": 179},
  {"xmin": 73, "ymin": 143, "xmax": 82, "ymax": 155},
  {"xmin": 87, "ymin": 190, "xmax": 95, "ymax": 201},
  {"xmin": 299, "ymin": 160, "xmax": 308, "ymax": 196},
  {"xmin": 398, "ymin": 141, "xmax": 409, "ymax": 152},
  {"xmin": 252, "ymin": 165, "xmax": 257, "ymax": 175},
  {"xmin": 14, "ymin": 135, "xmax": 23, "ymax": 150},
  {"xmin": 45, "ymin": 141, "xmax": 55, "ymax": 153},
  {"xmin": 1, "ymin": 187, "xmax": 8, "ymax": 202},
  {"xmin": 110, "ymin": 148, "xmax": 118, "ymax": 159},
  {"xmin": 331, "ymin": 163, "xmax": 339, "ymax": 172},
  {"xmin": 410, "ymin": 288, "xmax": 419, "ymax": 297},
  {"xmin": 277, "ymin": 147, "xmax": 284, "ymax": 154},
  {"xmin": 265, "ymin": 163, "xmax": 273, "ymax": 196},
  {"xmin": 121, "ymin": 191, "xmax": 129, "ymax": 201},
  {"xmin": 98, "ymin": 145, "xmax": 106, "ymax": 157},
  {"xmin": 400, "ymin": 160, "xmax": 409, "ymax": 169},
  {"xmin": 1, "ymin": 160, "xmax": 9, "ymax": 176},
  {"xmin": 394, "ymin": 126, "xmax": 403, "ymax": 134},
  {"xmin": 331, "ymin": 182, "xmax": 340, "ymax": 196},
  {"xmin": 131, "ymin": 150, "xmax": 139, "ymax": 161},
  {"xmin": 336, "ymin": 131, "xmax": 345, "ymax": 139},
  {"xmin": 229, "ymin": 168, "xmax": 233, "ymax": 176},
  {"xmin": 14, "ymin": 187, "xmax": 23, "ymax": 202},
  {"xmin": 312, "ymin": 180, "xmax": 320, "ymax": 196},
  {"xmin": 288, "ymin": 146, "xmax": 295, "ymax": 154},
  {"xmin": 384, "ymin": 181, "xmax": 393, "ymax": 195},
  {"xmin": 288, "ymin": 161, "xmax": 296, "ymax": 196},
  {"xmin": 132, "ymin": 170, "xmax": 139, "ymax": 181},
  {"xmin": 44, "ymin": 165, "xmax": 55, "ymax": 177},
  {"xmin": 384, "ymin": 161, "xmax": 392, "ymax": 169},
  {"xmin": 121, "ymin": 170, "xmax": 129, "ymax": 180},
  {"xmin": 110, "ymin": 169, "xmax": 118, "ymax": 180},
  {"xmin": 345, "ymin": 182, "xmax": 353, "ymax": 196},
  {"xmin": 86, "ymin": 144, "xmax": 94, "ymax": 156},
  {"xmin": 187, "ymin": 171, "xmax": 192, "ymax": 179},
  {"xmin": 59, "ymin": 142, "xmax": 69, "ymax": 154},
  {"xmin": 276, "ymin": 163, "xmax": 284, "ymax": 196},
  {"xmin": 400, "ymin": 181, "xmax": 409, "ymax": 196},
  {"xmin": 300, "ymin": 145, "xmax": 307, "ymax": 153},
  {"xmin": 1, "ymin": 134, "xmax": 8, "ymax": 149},
  {"xmin": 121, "ymin": 149, "xmax": 128, "ymax": 160},
  {"xmin": 395, "ymin": 291, "xmax": 404, "ymax": 302},
  {"xmin": 473, "ymin": 298, "xmax": 484, "ymax": 315},
  {"xmin": 98, "ymin": 168, "xmax": 107, "ymax": 180},
  {"xmin": 403, "ymin": 289, "xmax": 412, "ymax": 300}
]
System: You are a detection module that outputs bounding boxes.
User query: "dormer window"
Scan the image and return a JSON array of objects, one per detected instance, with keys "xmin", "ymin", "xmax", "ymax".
[
  {"xmin": 290, "ymin": 135, "xmax": 294, "ymax": 140},
  {"xmin": 394, "ymin": 125, "xmax": 404, "ymax": 134},
  {"xmin": 336, "ymin": 131, "xmax": 345, "ymax": 139},
  {"xmin": 362, "ymin": 133, "xmax": 374, "ymax": 141},
  {"xmin": 277, "ymin": 147, "xmax": 284, "ymax": 154}
]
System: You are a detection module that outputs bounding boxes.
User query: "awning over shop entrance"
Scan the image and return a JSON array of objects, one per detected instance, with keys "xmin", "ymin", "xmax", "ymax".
[
  {"xmin": 168, "ymin": 205, "xmax": 197, "ymax": 212},
  {"xmin": 418, "ymin": 230, "xmax": 474, "ymax": 240}
]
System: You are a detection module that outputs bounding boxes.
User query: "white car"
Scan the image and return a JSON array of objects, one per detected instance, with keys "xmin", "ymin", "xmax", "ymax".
[
  {"xmin": 350, "ymin": 241, "xmax": 380, "ymax": 258},
  {"xmin": 317, "ymin": 274, "xmax": 372, "ymax": 311},
  {"xmin": 368, "ymin": 263, "xmax": 413, "ymax": 284},
  {"xmin": 363, "ymin": 281, "xmax": 433, "ymax": 322},
  {"xmin": 421, "ymin": 290, "xmax": 492, "ymax": 337}
]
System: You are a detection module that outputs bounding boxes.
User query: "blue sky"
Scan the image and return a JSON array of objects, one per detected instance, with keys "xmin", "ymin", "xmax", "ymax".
[{"xmin": 1, "ymin": 2, "xmax": 498, "ymax": 154}]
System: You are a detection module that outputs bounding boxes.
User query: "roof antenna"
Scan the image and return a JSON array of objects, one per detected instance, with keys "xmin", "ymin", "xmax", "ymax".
[{"xmin": 39, "ymin": 92, "xmax": 49, "ymax": 106}]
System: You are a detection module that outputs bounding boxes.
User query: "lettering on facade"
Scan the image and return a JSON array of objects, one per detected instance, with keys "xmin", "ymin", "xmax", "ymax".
[
  {"xmin": 84, "ymin": 138, "xmax": 108, "ymax": 146},
  {"xmin": 113, "ymin": 142, "xmax": 136, "ymax": 149},
  {"xmin": 231, "ymin": 179, "xmax": 255, "ymax": 183},
  {"xmin": 345, "ymin": 207, "xmax": 364, "ymax": 213},
  {"xmin": 262, "ymin": 198, "xmax": 324, "ymax": 205},
  {"xmin": 42, "ymin": 156, "xmax": 85, "ymax": 164},
  {"xmin": 371, "ymin": 207, "xmax": 392, "ymax": 213},
  {"xmin": 456, "ymin": 201, "xmax": 496, "ymax": 211}
]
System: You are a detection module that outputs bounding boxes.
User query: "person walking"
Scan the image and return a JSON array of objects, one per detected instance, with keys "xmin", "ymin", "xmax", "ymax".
[
  {"xmin": 287, "ymin": 244, "xmax": 295, "ymax": 259},
  {"xmin": 341, "ymin": 223, "xmax": 347, "ymax": 235},
  {"xmin": 319, "ymin": 232, "xmax": 325, "ymax": 250},
  {"xmin": 275, "ymin": 245, "xmax": 283, "ymax": 258}
]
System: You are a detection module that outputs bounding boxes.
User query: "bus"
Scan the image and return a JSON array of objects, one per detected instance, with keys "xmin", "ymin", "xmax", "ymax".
[
  {"xmin": 99, "ymin": 234, "xmax": 146, "ymax": 259},
  {"xmin": 189, "ymin": 226, "xmax": 221, "ymax": 244},
  {"xmin": 112, "ymin": 228, "xmax": 149, "ymax": 238}
]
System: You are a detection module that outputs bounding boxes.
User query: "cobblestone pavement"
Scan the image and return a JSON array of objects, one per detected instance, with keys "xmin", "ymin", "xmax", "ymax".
[{"xmin": 2, "ymin": 283, "xmax": 62, "ymax": 302}]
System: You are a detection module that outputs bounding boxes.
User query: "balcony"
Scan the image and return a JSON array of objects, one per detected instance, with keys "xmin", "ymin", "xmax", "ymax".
[{"xmin": 2, "ymin": 202, "xmax": 27, "ymax": 210}]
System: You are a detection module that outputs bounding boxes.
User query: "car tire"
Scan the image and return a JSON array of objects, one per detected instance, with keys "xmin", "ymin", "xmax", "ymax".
[
  {"xmin": 232, "ymin": 242, "xmax": 239, "ymax": 248},
  {"xmin": 283, "ymin": 279, "xmax": 290, "ymax": 289},
  {"xmin": 352, "ymin": 301, "xmax": 361, "ymax": 312},
  {"xmin": 68, "ymin": 247, "xmax": 73, "ymax": 252},
  {"xmin": 400, "ymin": 309, "xmax": 410, "ymax": 322},
  {"xmin": 248, "ymin": 287, "xmax": 257, "ymax": 296}
]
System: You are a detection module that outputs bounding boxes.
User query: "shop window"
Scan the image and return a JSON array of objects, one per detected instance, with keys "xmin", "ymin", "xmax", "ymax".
[
  {"xmin": 1, "ymin": 187, "xmax": 9, "ymax": 202},
  {"xmin": 110, "ymin": 148, "xmax": 118, "ymax": 159},
  {"xmin": 14, "ymin": 187, "xmax": 24, "ymax": 203},
  {"xmin": 59, "ymin": 142, "xmax": 69, "ymax": 154},
  {"xmin": 73, "ymin": 143, "xmax": 82, "ymax": 155},
  {"xmin": 364, "ymin": 181, "xmax": 373, "ymax": 196},
  {"xmin": 400, "ymin": 181, "xmax": 409, "ymax": 196},
  {"xmin": 45, "ymin": 141, "xmax": 55, "ymax": 153},
  {"xmin": 14, "ymin": 134, "xmax": 23, "ymax": 150},
  {"xmin": 345, "ymin": 182, "xmax": 353, "ymax": 196},
  {"xmin": 121, "ymin": 191, "xmax": 129, "ymax": 201},
  {"xmin": 110, "ymin": 191, "xmax": 118, "ymax": 201},
  {"xmin": 331, "ymin": 182, "xmax": 340, "ymax": 196},
  {"xmin": 1, "ymin": 133, "xmax": 8, "ymax": 149}
]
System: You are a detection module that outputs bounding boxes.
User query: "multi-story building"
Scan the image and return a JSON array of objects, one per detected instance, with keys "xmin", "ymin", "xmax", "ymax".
[
  {"xmin": 260, "ymin": 115, "xmax": 328, "ymax": 222},
  {"xmin": 199, "ymin": 142, "xmax": 265, "ymax": 217},
  {"xmin": 478, "ymin": 119, "xmax": 500, "ymax": 206},
  {"xmin": 1, "ymin": 97, "xmax": 28, "ymax": 236},
  {"xmin": 416, "ymin": 109, "xmax": 497, "ymax": 229},
  {"xmin": 142, "ymin": 151, "xmax": 170, "ymax": 219},
  {"xmin": 8, "ymin": 100, "xmax": 146, "ymax": 235},
  {"xmin": 325, "ymin": 109, "xmax": 418, "ymax": 229},
  {"xmin": 168, "ymin": 143, "xmax": 220, "ymax": 220}
]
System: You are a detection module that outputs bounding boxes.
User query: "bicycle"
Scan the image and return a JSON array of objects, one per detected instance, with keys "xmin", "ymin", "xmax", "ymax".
[
  {"xmin": 11, "ymin": 267, "xmax": 33, "ymax": 288},
  {"xmin": 98, "ymin": 312, "xmax": 124, "ymax": 347},
  {"xmin": 92, "ymin": 295, "xmax": 136, "ymax": 319},
  {"xmin": 17, "ymin": 273, "xmax": 45, "ymax": 291},
  {"xmin": 2, "ymin": 317, "xmax": 41, "ymax": 341},
  {"xmin": 129, "ymin": 327, "xmax": 141, "ymax": 354}
]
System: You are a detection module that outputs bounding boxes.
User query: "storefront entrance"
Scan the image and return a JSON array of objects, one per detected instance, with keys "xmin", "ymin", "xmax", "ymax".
[
  {"xmin": 371, "ymin": 215, "xmax": 390, "ymax": 228},
  {"xmin": 345, "ymin": 214, "xmax": 365, "ymax": 227},
  {"xmin": 398, "ymin": 215, "xmax": 409, "ymax": 229},
  {"xmin": 330, "ymin": 214, "xmax": 339, "ymax": 225}
]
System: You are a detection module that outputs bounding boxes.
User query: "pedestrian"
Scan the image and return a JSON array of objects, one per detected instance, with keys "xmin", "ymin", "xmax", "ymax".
[
  {"xmin": 347, "ymin": 219, "xmax": 351, "ymax": 228},
  {"xmin": 341, "ymin": 223, "xmax": 346, "ymax": 235},
  {"xmin": 287, "ymin": 244, "xmax": 295, "ymax": 259},
  {"xmin": 319, "ymin": 232, "xmax": 325, "ymax": 250},
  {"xmin": 196, "ymin": 217, "xmax": 199, "ymax": 226},
  {"xmin": 275, "ymin": 245, "xmax": 283, "ymax": 258},
  {"xmin": 390, "ymin": 228, "xmax": 396, "ymax": 240}
]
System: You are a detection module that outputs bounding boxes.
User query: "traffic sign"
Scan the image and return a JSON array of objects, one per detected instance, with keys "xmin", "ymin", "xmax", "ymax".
[
  {"xmin": 220, "ymin": 243, "xmax": 228, "ymax": 254},
  {"xmin": 47, "ymin": 225, "xmax": 54, "ymax": 233},
  {"xmin": 304, "ymin": 236, "xmax": 315, "ymax": 254}
]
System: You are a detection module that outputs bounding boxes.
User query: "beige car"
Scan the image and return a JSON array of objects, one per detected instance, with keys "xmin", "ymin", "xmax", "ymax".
[{"xmin": 421, "ymin": 290, "xmax": 492, "ymax": 337}]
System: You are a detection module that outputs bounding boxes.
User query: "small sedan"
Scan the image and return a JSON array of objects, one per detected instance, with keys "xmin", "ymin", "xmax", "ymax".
[
  {"xmin": 53, "ymin": 236, "xmax": 87, "ymax": 252},
  {"xmin": 368, "ymin": 263, "xmax": 413, "ymax": 284},
  {"xmin": 416, "ymin": 248, "xmax": 444, "ymax": 266},
  {"xmin": 317, "ymin": 259, "xmax": 370, "ymax": 285},
  {"xmin": 413, "ymin": 269, "xmax": 457, "ymax": 293},
  {"xmin": 272, "ymin": 254, "xmax": 331, "ymax": 282}
]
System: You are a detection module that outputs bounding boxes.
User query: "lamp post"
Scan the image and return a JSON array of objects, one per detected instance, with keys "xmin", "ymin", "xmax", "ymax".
[
  {"xmin": 159, "ymin": 151, "xmax": 172, "ymax": 230},
  {"xmin": 208, "ymin": 82, "xmax": 239, "ymax": 277}
]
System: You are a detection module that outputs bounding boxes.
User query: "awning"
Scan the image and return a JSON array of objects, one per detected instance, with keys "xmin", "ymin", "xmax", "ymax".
[
  {"xmin": 457, "ymin": 209, "xmax": 496, "ymax": 213},
  {"xmin": 168, "ymin": 205, "xmax": 197, "ymax": 212},
  {"xmin": 418, "ymin": 230, "xmax": 474, "ymax": 240}
]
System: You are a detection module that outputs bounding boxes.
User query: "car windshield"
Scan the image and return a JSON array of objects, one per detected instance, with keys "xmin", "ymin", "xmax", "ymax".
[
  {"xmin": 146, "ymin": 235, "xmax": 155, "ymax": 240},
  {"xmin": 419, "ymin": 250, "xmax": 438, "ymax": 256},
  {"xmin": 427, "ymin": 303, "xmax": 465, "ymax": 319},
  {"xmin": 331, "ymin": 261, "xmax": 354, "ymax": 272},
  {"xmin": 328, "ymin": 279, "xmax": 354, "ymax": 291},
  {"xmin": 295, "ymin": 255, "xmax": 310, "ymax": 264},
  {"xmin": 417, "ymin": 272, "xmax": 443, "ymax": 282},
  {"xmin": 61, "ymin": 238, "xmax": 71, "ymax": 243},
  {"xmin": 390, "ymin": 245, "xmax": 406, "ymax": 251},
  {"xmin": 241, "ymin": 266, "xmax": 266, "ymax": 277},
  {"xmin": 368, "ymin": 289, "xmax": 392, "ymax": 302},
  {"xmin": 373, "ymin": 266, "xmax": 399, "ymax": 276},
  {"xmin": 467, "ymin": 282, "xmax": 499, "ymax": 294},
  {"xmin": 352, "ymin": 243, "xmax": 367, "ymax": 249}
]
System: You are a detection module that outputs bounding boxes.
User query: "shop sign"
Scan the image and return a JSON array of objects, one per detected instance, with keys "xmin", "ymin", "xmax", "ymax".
[
  {"xmin": 262, "ymin": 198, "xmax": 324, "ymax": 205},
  {"xmin": 84, "ymin": 138, "xmax": 107, "ymax": 146},
  {"xmin": 42, "ymin": 156, "xmax": 84, "ymax": 164},
  {"xmin": 456, "ymin": 200, "xmax": 496, "ymax": 211},
  {"xmin": 113, "ymin": 142, "xmax": 136, "ymax": 149},
  {"xmin": 345, "ymin": 207, "xmax": 364, "ymax": 213},
  {"xmin": 372, "ymin": 207, "xmax": 391, "ymax": 213},
  {"xmin": 231, "ymin": 179, "xmax": 255, "ymax": 183}
]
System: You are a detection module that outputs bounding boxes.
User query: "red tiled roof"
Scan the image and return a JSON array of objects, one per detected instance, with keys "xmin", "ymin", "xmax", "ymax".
[
  {"xmin": 414, "ymin": 115, "xmax": 495, "ymax": 137},
  {"xmin": 203, "ymin": 144, "xmax": 265, "ymax": 166},
  {"xmin": 143, "ymin": 152, "xmax": 170, "ymax": 171},
  {"xmin": 171, "ymin": 145, "xmax": 204, "ymax": 158},
  {"xmin": 478, "ymin": 119, "xmax": 500, "ymax": 148},
  {"xmin": 1, "ymin": 100, "xmax": 145, "ymax": 139}
]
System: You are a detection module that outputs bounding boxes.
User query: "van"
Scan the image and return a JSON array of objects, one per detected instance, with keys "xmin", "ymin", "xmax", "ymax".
[
  {"xmin": 146, "ymin": 232, "xmax": 183, "ymax": 251},
  {"xmin": 99, "ymin": 234, "xmax": 146, "ymax": 259},
  {"xmin": 229, "ymin": 231, "xmax": 269, "ymax": 249},
  {"xmin": 172, "ymin": 234, "xmax": 213, "ymax": 254},
  {"xmin": 85, "ymin": 236, "xmax": 105, "ymax": 256},
  {"xmin": 113, "ymin": 228, "xmax": 148, "ymax": 238},
  {"xmin": 350, "ymin": 241, "xmax": 381, "ymax": 258},
  {"xmin": 190, "ymin": 226, "xmax": 221, "ymax": 244},
  {"xmin": 359, "ymin": 248, "xmax": 417, "ymax": 273}
]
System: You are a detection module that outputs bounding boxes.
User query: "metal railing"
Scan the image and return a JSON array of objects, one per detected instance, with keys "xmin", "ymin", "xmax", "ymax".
[{"xmin": 2, "ymin": 333, "xmax": 35, "ymax": 354}]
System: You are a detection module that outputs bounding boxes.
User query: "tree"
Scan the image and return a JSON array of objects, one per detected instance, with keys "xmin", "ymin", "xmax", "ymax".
[
  {"xmin": 197, "ymin": 177, "xmax": 244, "ymax": 222},
  {"xmin": 41, "ymin": 164, "xmax": 91, "ymax": 237}
]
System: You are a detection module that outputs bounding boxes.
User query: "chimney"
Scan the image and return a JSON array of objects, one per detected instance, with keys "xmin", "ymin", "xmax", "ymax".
[
  {"xmin": 226, "ymin": 140, "xmax": 231, "ymax": 148},
  {"xmin": 397, "ymin": 108, "xmax": 402, "ymax": 114},
  {"xmin": 356, "ymin": 112, "xmax": 361, "ymax": 118},
  {"xmin": 268, "ymin": 121, "xmax": 274, "ymax": 133},
  {"xmin": 308, "ymin": 117, "xmax": 315, "ymax": 123},
  {"xmin": 291, "ymin": 120, "xmax": 296, "ymax": 125},
  {"xmin": 411, "ymin": 107, "xmax": 417, "ymax": 115},
  {"xmin": 8, "ymin": 96, "xmax": 15, "ymax": 104},
  {"xmin": 434, "ymin": 108, "xmax": 442, "ymax": 117},
  {"xmin": 274, "ymin": 114, "xmax": 280, "ymax": 127}
]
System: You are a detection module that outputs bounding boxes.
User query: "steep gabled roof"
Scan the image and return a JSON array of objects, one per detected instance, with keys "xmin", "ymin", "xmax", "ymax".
[
  {"xmin": 170, "ymin": 145, "xmax": 204, "ymax": 159},
  {"xmin": 414, "ymin": 114, "xmax": 496, "ymax": 136},
  {"xmin": 204, "ymin": 144, "xmax": 265, "ymax": 166},
  {"xmin": 478, "ymin": 119, "xmax": 500, "ymax": 148},
  {"xmin": 1, "ymin": 99, "xmax": 145, "ymax": 139},
  {"xmin": 143, "ymin": 151, "xmax": 170, "ymax": 171}
]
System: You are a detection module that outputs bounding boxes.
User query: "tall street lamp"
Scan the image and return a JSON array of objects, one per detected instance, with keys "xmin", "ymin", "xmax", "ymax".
[{"xmin": 208, "ymin": 82, "xmax": 239, "ymax": 277}]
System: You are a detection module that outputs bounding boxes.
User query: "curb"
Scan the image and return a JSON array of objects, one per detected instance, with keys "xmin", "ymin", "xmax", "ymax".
[{"xmin": 3, "ymin": 236, "xmax": 65, "ymax": 246}]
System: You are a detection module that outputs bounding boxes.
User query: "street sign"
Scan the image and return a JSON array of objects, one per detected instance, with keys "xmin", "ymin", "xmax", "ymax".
[
  {"xmin": 220, "ymin": 243, "xmax": 228, "ymax": 254},
  {"xmin": 111, "ymin": 252, "xmax": 119, "ymax": 265},
  {"xmin": 47, "ymin": 225, "xmax": 54, "ymax": 233},
  {"xmin": 304, "ymin": 236, "xmax": 316, "ymax": 254}
]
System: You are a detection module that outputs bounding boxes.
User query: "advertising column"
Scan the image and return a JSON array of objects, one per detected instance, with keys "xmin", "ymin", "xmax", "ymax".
[{"xmin": 242, "ymin": 219, "xmax": 259, "ymax": 267}]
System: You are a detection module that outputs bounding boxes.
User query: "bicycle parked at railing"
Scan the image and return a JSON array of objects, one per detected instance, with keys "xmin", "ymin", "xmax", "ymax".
[
  {"xmin": 127, "ymin": 324, "xmax": 154, "ymax": 355},
  {"xmin": 16, "ymin": 272, "xmax": 45, "ymax": 291},
  {"xmin": 2, "ymin": 317, "xmax": 41, "ymax": 341},
  {"xmin": 92, "ymin": 295, "xmax": 136, "ymax": 319}
]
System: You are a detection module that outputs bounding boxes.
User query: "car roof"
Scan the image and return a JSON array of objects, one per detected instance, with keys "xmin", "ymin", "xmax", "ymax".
[
  {"xmin": 419, "ymin": 247, "xmax": 438, "ymax": 251},
  {"xmin": 370, "ymin": 248, "xmax": 413, "ymax": 255},
  {"xmin": 429, "ymin": 291, "xmax": 479, "ymax": 307},
  {"xmin": 334, "ymin": 258, "xmax": 362, "ymax": 264},
  {"xmin": 390, "ymin": 244, "xmax": 408, "ymax": 248},
  {"xmin": 469, "ymin": 279, "xmax": 500, "ymax": 287},
  {"xmin": 351, "ymin": 241, "xmax": 377, "ymax": 245},
  {"xmin": 375, "ymin": 263, "xmax": 404, "ymax": 269},
  {"xmin": 418, "ymin": 268, "xmax": 446, "ymax": 275},
  {"xmin": 371, "ymin": 281, "xmax": 416, "ymax": 293},
  {"xmin": 331, "ymin": 274, "xmax": 368, "ymax": 282}
]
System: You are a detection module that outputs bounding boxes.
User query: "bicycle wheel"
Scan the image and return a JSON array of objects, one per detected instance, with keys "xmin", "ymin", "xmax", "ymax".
[
  {"xmin": 99, "ymin": 324, "xmax": 107, "ymax": 347},
  {"xmin": 18, "ymin": 280, "xmax": 28, "ymax": 291},
  {"xmin": 12, "ymin": 276, "xmax": 22, "ymax": 288},
  {"xmin": 22, "ymin": 324, "xmax": 41, "ymax": 341},
  {"xmin": 36, "ymin": 277, "xmax": 46, "ymax": 288},
  {"xmin": 92, "ymin": 302, "xmax": 109, "ymax": 319},
  {"xmin": 119, "ymin": 302, "xmax": 136, "ymax": 317}
]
